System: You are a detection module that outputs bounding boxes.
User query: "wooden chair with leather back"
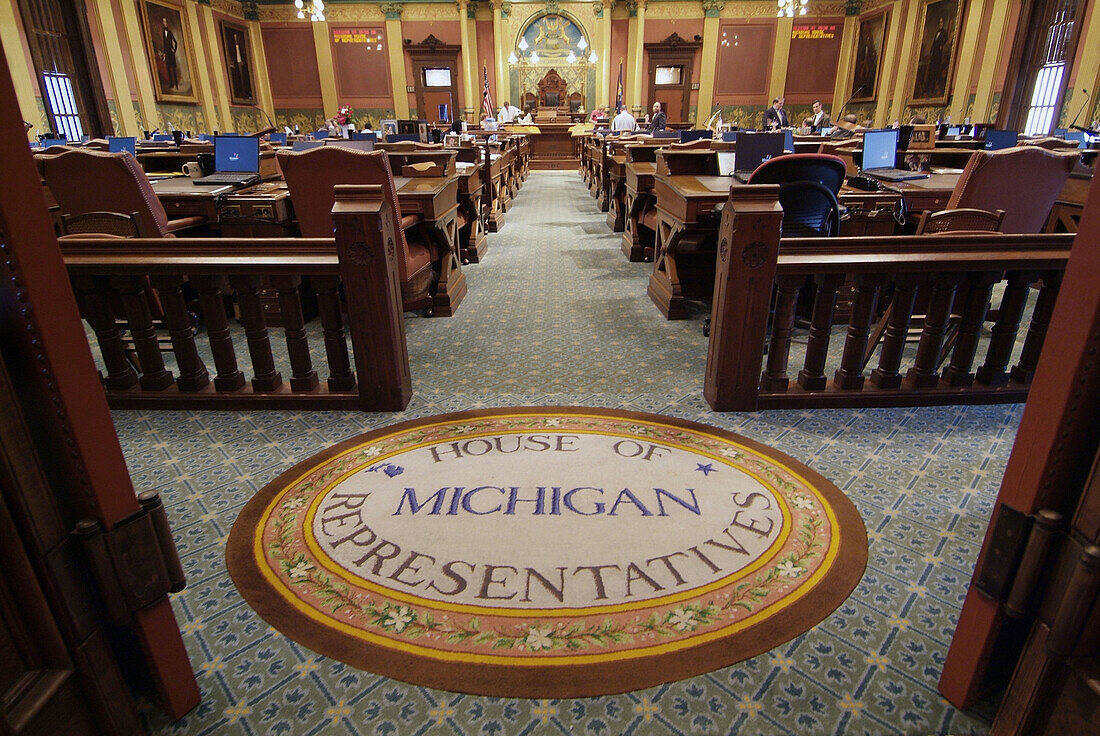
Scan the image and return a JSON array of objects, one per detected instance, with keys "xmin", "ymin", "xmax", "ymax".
[
  {"xmin": 277, "ymin": 146, "xmax": 438, "ymax": 311},
  {"xmin": 946, "ymin": 145, "xmax": 1078, "ymax": 234},
  {"xmin": 41, "ymin": 148, "xmax": 206, "ymax": 237}
]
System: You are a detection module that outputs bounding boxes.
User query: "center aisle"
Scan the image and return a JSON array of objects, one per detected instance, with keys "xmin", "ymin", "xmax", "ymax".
[{"xmin": 405, "ymin": 170, "xmax": 709, "ymax": 397}]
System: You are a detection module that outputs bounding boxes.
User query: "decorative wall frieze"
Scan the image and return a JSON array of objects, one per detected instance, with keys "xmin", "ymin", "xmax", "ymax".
[{"xmin": 545, "ymin": 0, "xmax": 560, "ymax": 14}]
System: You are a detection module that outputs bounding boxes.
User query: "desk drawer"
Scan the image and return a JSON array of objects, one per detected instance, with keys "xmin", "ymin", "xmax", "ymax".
[{"xmin": 161, "ymin": 197, "xmax": 214, "ymax": 219}]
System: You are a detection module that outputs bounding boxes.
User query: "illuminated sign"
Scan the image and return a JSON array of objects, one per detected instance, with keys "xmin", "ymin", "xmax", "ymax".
[{"xmin": 791, "ymin": 25, "xmax": 837, "ymax": 40}]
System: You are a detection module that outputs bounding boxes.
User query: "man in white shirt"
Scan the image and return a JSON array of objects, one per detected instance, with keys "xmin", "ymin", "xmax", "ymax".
[
  {"xmin": 809, "ymin": 100, "xmax": 831, "ymax": 130},
  {"xmin": 611, "ymin": 104, "xmax": 636, "ymax": 132},
  {"xmin": 497, "ymin": 101, "xmax": 522, "ymax": 124}
]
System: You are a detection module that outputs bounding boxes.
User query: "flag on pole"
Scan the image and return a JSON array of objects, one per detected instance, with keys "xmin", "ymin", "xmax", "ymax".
[
  {"xmin": 615, "ymin": 59, "xmax": 624, "ymax": 111},
  {"xmin": 482, "ymin": 65, "xmax": 494, "ymax": 120}
]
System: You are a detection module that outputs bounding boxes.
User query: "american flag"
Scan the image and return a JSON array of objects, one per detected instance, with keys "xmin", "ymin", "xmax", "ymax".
[
  {"xmin": 615, "ymin": 59, "xmax": 624, "ymax": 111},
  {"xmin": 482, "ymin": 65, "xmax": 494, "ymax": 120}
]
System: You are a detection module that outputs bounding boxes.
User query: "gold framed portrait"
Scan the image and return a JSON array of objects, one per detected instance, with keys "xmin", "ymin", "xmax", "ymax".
[
  {"xmin": 219, "ymin": 20, "xmax": 255, "ymax": 106},
  {"xmin": 908, "ymin": 0, "xmax": 964, "ymax": 106},
  {"xmin": 851, "ymin": 10, "xmax": 889, "ymax": 103},
  {"xmin": 140, "ymin": 0, "xmax": 198, "ymax": 104}
]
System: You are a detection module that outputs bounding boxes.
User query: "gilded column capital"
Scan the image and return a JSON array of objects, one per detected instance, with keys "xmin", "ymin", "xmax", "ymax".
[
  {"xmin": 379, "ymin": 2, "xmax": 403, "ymax": 20},
  {"xmin": 242, "ymin": 0, "xmax": 259, "ymax": 20},
  {"xmin": 845, "ymin": 0, "xmax": 862, "ymax": 14},
  {"xmin": 702, "ymin": 0, "xmax": 724, "ymax": 17},
  {"xmin": 500, "ymin": 0, "xmax": 512, "ymax": 17},
  {"xmin": 592, "ymin": 0, "xmax": 612, "ymax": 17}
]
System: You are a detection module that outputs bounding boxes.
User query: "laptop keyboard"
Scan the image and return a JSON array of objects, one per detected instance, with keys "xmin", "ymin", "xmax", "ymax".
[
  {"xmin": 866, "ymin": 168, "xmax": 929, "ymax": 181},
  {"xmin": 193, "ymin": 173, "xmax": 260, "ymax": 186}
]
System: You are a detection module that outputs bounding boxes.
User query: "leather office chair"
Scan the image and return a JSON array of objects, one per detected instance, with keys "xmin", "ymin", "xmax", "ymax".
[
  {"xmin": 946, "ymin": 145, "xmax": 1078, "ymax": 233},
  {"xmin": 42, "ymin": 148, "xmax": 206, "ymax": 237},
  {"xmin": 748, "ymin": 154, "xmax": 847, "ymax": 237},
  {"xmin": 277, "ymin": 147, "xmax": 438, "ymax": 310}
]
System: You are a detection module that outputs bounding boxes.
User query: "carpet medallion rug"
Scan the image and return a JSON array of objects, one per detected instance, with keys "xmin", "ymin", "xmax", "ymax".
[{"xmin": 228, "ymin": 408, "xmax": 867, "ymax": 697}]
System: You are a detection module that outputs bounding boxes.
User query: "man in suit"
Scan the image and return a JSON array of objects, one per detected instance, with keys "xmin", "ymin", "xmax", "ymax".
[
  {"xmin": 160, "ymin": 17, "xmax": 178, "ymax": 90},
  {"xmin": 762, "ymin": 97, "xmax": 789, "ymax": 130},
  {"xmin": 809, "ymin": 100, "xmax": 831, "ymax": 130},
  {"xmin": 648, "ymin": 102, "xmax": 667, "ymax": 133}
]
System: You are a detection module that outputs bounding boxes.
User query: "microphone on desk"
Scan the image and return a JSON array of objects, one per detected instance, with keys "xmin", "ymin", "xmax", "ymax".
[
  {"xmin": 837, "ymin": 85, "xmax": 866, "ymax": 117},
  {"xmin": 1069, "ymin": 88, "xmax": 1090, "ymax": 129},
  {"xmin": 251, "ymin": 104, "xmax": 277, "ymax": 137}
]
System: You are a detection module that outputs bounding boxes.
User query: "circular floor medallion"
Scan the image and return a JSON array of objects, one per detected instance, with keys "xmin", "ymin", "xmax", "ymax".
[{"xmin": 228, "ymin": 408, "xmax": 867, "ymax": 697}]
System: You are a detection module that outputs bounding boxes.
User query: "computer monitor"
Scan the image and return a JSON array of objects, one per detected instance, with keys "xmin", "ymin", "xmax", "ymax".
[
  {"xmin": 313, "ymin": 129, "xmax": 330, "ymax": 139},
  {"xmin": 214, "ymin": 135, "xmax": 260, "ymax": 173},
  {"xmin": 108, "ymin": 136, "xmax": 136, "ymax": 155},
  {"xmin": 151, "ymin": 133, "xmax": 173, "ymax": 142},
  {"xmin": 386, "ymin": 133, "xmax": 421, "ymax": 143},
  {"xmin": 734, "ymin": 131, "xmax": 785, "ymax": 173},
  {"xmin": 984, "ymin": 130, "xmax": 1018, "ymax": 150},
  {"xmin": 198, "ymin": 134, "xmax": 215, "ymax": 143},
  {"xmin": 679, "ymin": 129, "xmax": 713, "ymax": 143},
  {"xmin": 351, "ymin": 131, "xmax": 377, "ymax": 141},
  {"xmin": 291, "ymin": 140, "xmax": 324, "ymax": 152},
  {"xmin": 325, "ymin": 139, "xmax": 375, "ymax": 152},
  {"xmin": 41, "ymin": 138, "xmax": 67, "ymax": 148},
  {"xmin": 721, "ymin": 131, "xmax": 739, "ymax": 142},
  {"xmin": 783, "ymin": 129, "xmax": 794, "ymax": 152},
  {"xmin": 860, "ymin": 128, "xmax": 899, "ymax": 171},
  {"xmin": 1064, "ymin": 131, "xmax": 1090, "ymax": 149},
  {"xmin": 268, "ymin": 132, "xmax": 287, "ymax": 146},
  {"xmin": 947, "ymin": 126, "xmax": 961, "ymax": 136},
  {"xmin": 717, "ymin": 151, "xmax": 737, "ymax": 176}
]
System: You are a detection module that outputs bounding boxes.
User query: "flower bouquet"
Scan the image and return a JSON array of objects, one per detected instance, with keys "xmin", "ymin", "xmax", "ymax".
[{"xmin": 336, "ymin": 105, "xmax": 354, "ymax": 126}]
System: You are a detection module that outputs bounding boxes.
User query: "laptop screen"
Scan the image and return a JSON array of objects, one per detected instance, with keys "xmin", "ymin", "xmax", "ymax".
[
  {"xmin": 108, "ymin": 136, "xmax": 136, "ymax": 155},
  {"xmin": 735, "ymin": 131, "xmax": 784, "ymax": 172},
  {"xmin": 783, "ymin": 129, "xmax": 794, "ymax": 152},
  {"xmin": 215, "ymin": 136, "xmax": 260, "ymax": 172},
  {"xmin": 861, "ymin": 128, "xmax": 899, "ymax": 171},
  {"xmin": 984, "ymin": 130, "xmax": 1018, "ymax": 150},
  {"xmin": 268, "ymin": 132, "xmax": 287, "ymax": 146}
]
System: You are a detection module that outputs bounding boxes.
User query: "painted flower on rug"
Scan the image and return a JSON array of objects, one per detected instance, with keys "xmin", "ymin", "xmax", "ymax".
[
  {"xmin": 450, "ymin": 424, "xmax": 479, "ymax": 435},
  {"xmin": 776, "ymin": 560, "xmax": 804, "ymax": 578},
  {"xmin": 382, "ymin": 605, "xmax": 415, "ymax": 633},
  {"xmin": 524, "ymin": 625, "xmax": 554, "ymax": 650},
  {"xmin": 359, "ymin": 446, "xmax": 383, "ymax": 459},
  {"xmin": 790, "ymin": 495, "xmax": 815, "ymax": 510},
  {"xmin": 667, "ymin": 608, "xmax": 698, "ymax": 632},
  {"xmin": 282, "ymin": 496, "xmax": 308, "ymax": 510}
]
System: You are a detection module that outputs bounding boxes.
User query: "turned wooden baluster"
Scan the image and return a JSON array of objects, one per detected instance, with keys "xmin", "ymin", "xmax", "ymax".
[
  {"xmin": 941, "ymin": 272, "xmax": 999, "ymax": 387},
  {"xmin": 151, "ymin": 275, "xmax": 209, "ymax": 392},
  {"xmin": 1011, "ymin": 272, "xmax": 1062, "ymax": 383},
  {"xmin": 870, "ymin": 276, "xmax": 919, "ymax": 389},
  {"xmin": 761, "ymin": 275, "xmax": 804, "ymax": 392},
  {"xmin": 110, "ymin": 275, "xmax": 173, "ymax": 390},
  {"xmin": 229, "ymin": 274, "xmax": 282, "ymax": 392},
  {"xmin": 797, "ymin": 273, "xmax": 844, "ymax": 391},
  {"xmin": 834, "ymin": 274, "xmax": 884, "ymax": 390},
  {"xmin": 905, "ymin": 273, "xmax": 959, "ymax": 388},
  {"xmin": 191, "ymin": 275, "xmax": 245, "ymax": 392},
  {"xmin": 270, "ymin": 275, "xmax": 318, "ymax": 392},
  {"xmin": 976, "ymin": 270, "xmax": 1032, "ymax": 386},
  {"xmin": 312, "ymin": 276, "xmax": 355, "ymax": 391},
  {"xmin": 70, "ymin": 275, "xmax": 137, "ymax": 390}
]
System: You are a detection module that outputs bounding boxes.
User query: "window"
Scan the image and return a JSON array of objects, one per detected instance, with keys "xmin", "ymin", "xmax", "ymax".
[
  {"xmin": 42, "ymin": 71, "xmax": 84, "ymax": 140},
  {"xmin": 1013, "ymin": 0, "xmax": 1081, "ymax": 136},
  {"xmin": 654, "ymin": 66, "xmax": 682, "ymax": 86},
  {"xmin": 423, "ymin": 68, "xmax": 452, "ymax": 87}
]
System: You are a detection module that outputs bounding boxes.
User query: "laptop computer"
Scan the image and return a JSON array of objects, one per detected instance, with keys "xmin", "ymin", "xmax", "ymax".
[
  {"xmin": 983, "ymin": 129, "xmax": 1018, "ymax": 150},
  {"xmin": 268, "ymin": 132, "xmax": 287, "ymax": 146},
  {"xmin": 325, "ymin": 139, "xmax": 375, "ymax": 152},
  {"xmin": 860, "ymin": 128, "xmax": 928, "ymax": 181},
  {"xmin": 108, "ymin": 136, "xmax": 136, "ymax": 155},
  {"xmin": 193, "ymin": 136, "xmax": 261, "ymax": 186},
  {"xmin": 732, "ymin": 131, "xmax": 784, "ymax": 182},
  {"xmin": 292, "ymin": 140, "xmax": 324, "ymax": 152}
]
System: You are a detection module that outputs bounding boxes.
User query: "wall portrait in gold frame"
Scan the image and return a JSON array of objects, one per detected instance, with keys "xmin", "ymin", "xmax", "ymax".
[
  {"xmin": 851, "ymin": 11, "xmax": 888, "ymax": 103},
  {"xmin": 909, "ymin": 0, "xmax": 963, "ymax": 106},
  {"xmin": 219, "ymin": 20, "xmax": 255, "ymax": 105},
  {"xmin": 140, "ymin": 0, "xmax": 198, "ymax": 103}
]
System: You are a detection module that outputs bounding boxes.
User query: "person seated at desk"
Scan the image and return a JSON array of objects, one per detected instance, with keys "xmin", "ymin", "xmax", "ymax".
[
  {"xmin": 649, "ymin": 102, "xmax": 667, "ymax": 133},
  {"xmin": 590, "ymin": 105, "xmax": 608, "ymax": 124},
  {"xmin": 611, "ymin": 104, "xmax": 637, "ymax": 132},
  {"xmin": 518, "ymin": 110, "xmax": 534, "ymax": 125},
  {"xmin": 763, "ymin": 96, "xmax": 790, "ymax": 130},
  {"xmin": 829, "ymin": 114, "xmax": 860, "ymax": 138}
]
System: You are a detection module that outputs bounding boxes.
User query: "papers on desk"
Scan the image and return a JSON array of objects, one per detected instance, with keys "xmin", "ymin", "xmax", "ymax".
[{"xmin": 930, "ymin": 167, "xmax": 965, "ymax": 175}]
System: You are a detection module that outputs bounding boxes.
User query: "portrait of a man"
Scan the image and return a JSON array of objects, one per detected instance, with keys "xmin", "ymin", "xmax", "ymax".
[
  {"xmin": 141, "ymin": 0, "xmax": 196, "ymax": 103},
  {"xmin": 911, "ymin": 0, "xmax": 961, "ymax": 105},
  {"xmin": 851, "ymin": 12, "xmax": 888, "ymax": 103},
  {"xmin": 220, "ymin": 22, "xmax": 255, "ymax": 105}
]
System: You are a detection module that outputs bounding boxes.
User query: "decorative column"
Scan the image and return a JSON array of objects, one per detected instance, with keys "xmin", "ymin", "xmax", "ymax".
[
  {"xmin": 594, "ymin": 0, "xmax": 612, "ymax": 107},
  {"xmin": 948, "ymin": 0, "xmax": 987, "ymax": 122},
  {"xmin": 769, "ymin": 16, "xmax": 793, "ymax": 103},
  {"xmin": 89, "ymin": 0, "xmax": 140, "ymax": 135},
  {"xmin": 193, "ymin": 2, "xmax": 230, "ymax": 133},
  {"xmin": 312, "ymin": 19, "xmax": 339, "ymax": 122},
  {"xmin": 117, "ymin": 0, "xmax": 160, "ymax": 133},
  {"xmin": 458, "ymin": 0, "xmax": 475, "ymax": 121},
  {"xmin": 1071, "ymin": 1, "xmax": 1100, "ymax": 127},
  {"xmin": 381, "ymin": 3, "xmax": 411, "ymax": 118},
  {"xmin": 971, "ymin": 0, "xmax": 1011, "ymax": 122},
  {"xmin": 0, "ymin": 2, "xmax": 40, "ymax": 134},
  {"xmin": 626, "ymin": 0, "xmax": 646, "ymax": 114},
  {"xmin": 696, "ymin": 0, "xmax": 723, "ymax": 126},
  {"xmin": 245, "ymin": 3, "xmax": 276, "ymax": 130},
  {"xmin": 887, "ymin": 0, "xmax": 921, "ymax": 126},
  {"xmin": 492, "ymin": 1, "xmax": 507, "ymax": 109},
  {"xmin": 830, "ymin": 6, "xmax": 860, "ymax": 121}
]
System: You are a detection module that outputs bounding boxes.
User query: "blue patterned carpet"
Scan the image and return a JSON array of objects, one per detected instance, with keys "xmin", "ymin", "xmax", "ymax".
[{"xmin": 122, "ymin": 172, "xmax": 1010, "ymax": 735}]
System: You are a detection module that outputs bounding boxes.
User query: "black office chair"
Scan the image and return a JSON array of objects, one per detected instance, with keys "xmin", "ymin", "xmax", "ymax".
[{"xmin": 747, "ymin": 153, "xmax": 846, "ymax": 237}]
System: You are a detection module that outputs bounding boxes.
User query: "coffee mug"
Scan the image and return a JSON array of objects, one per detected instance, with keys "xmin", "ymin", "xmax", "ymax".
[
  {"xmin": 182, "ymin": 161, "xmax": 202, "ymax": 178},
  {"xmin": 197, "ymin": 152, "xmax": 215, "ymax": 176}
]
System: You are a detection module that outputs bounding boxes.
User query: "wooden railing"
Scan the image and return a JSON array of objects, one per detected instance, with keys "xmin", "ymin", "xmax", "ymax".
[
  {"xmin": 62, "ymin": 185, "xmax": 412, "ymax": 411},
  {"xmin": 705, "ymin": 187, "xmax": 1075, "ymax": 411}
]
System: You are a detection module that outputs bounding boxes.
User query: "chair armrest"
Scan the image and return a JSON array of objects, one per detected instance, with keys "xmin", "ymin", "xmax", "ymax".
[{"xmin": 164, "ymin": 215, "xmax": 207, "ymax": 234}]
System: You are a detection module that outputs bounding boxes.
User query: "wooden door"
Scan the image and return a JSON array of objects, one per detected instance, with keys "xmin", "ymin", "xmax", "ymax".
[
  {"xmin": 407, "ymin": 35, "xmax": 461, "ymax": 124},
  {"xmin": 645, "ymin": 33, "xmax": 700, "ymax": 126},
  {"xmin": 939, "ymin": 171, "xmax": 1100, "ymax": 715}
]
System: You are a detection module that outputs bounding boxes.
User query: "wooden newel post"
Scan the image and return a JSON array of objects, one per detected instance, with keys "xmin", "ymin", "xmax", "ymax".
[
  {"xmin": 704, "ymin": 185, "xmax": 783, "ymax": 411},
  {"xmin": 332, "ymin": 184, "xmax": 412, "ymax": 411}
]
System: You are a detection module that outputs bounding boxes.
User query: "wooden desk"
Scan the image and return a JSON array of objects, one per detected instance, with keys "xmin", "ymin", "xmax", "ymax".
[
  {"xmin": 152, "ymin": 176, "xmax": 233, "ymax": 224},
  {"xmin": 526, "ymin": 122, "xmax": 577, "ymax": 169},
  {"xmin": 875, "ymin": 173, "xmax": 958, "ymax": 215},
  {"xmin": 622, "ymin": 160, "xmax": 656, "ymax": 261},
  {"xmin": 455, "ymin": 163, "xmax": 487, "ymax": 262}
]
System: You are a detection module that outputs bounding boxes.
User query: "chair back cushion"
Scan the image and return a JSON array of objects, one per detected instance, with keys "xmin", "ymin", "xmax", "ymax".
[
  {"xmin": 277, "ymin": 147, "xmax": 417, "ymax": 281},
  {"xmin": 747, "ymin": 153, "xmax": 847, "ymax": 194},
  {"xmin": 42, "ymin": 149, "xmax": 169, "ymax": 237},
  {"xmin": 946, "ymin": 146, "xmax": 1078, "ymax": 233},
  {"xmin": 777, "ymin": 180, "xmax": 840, "ymax": 237}
]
